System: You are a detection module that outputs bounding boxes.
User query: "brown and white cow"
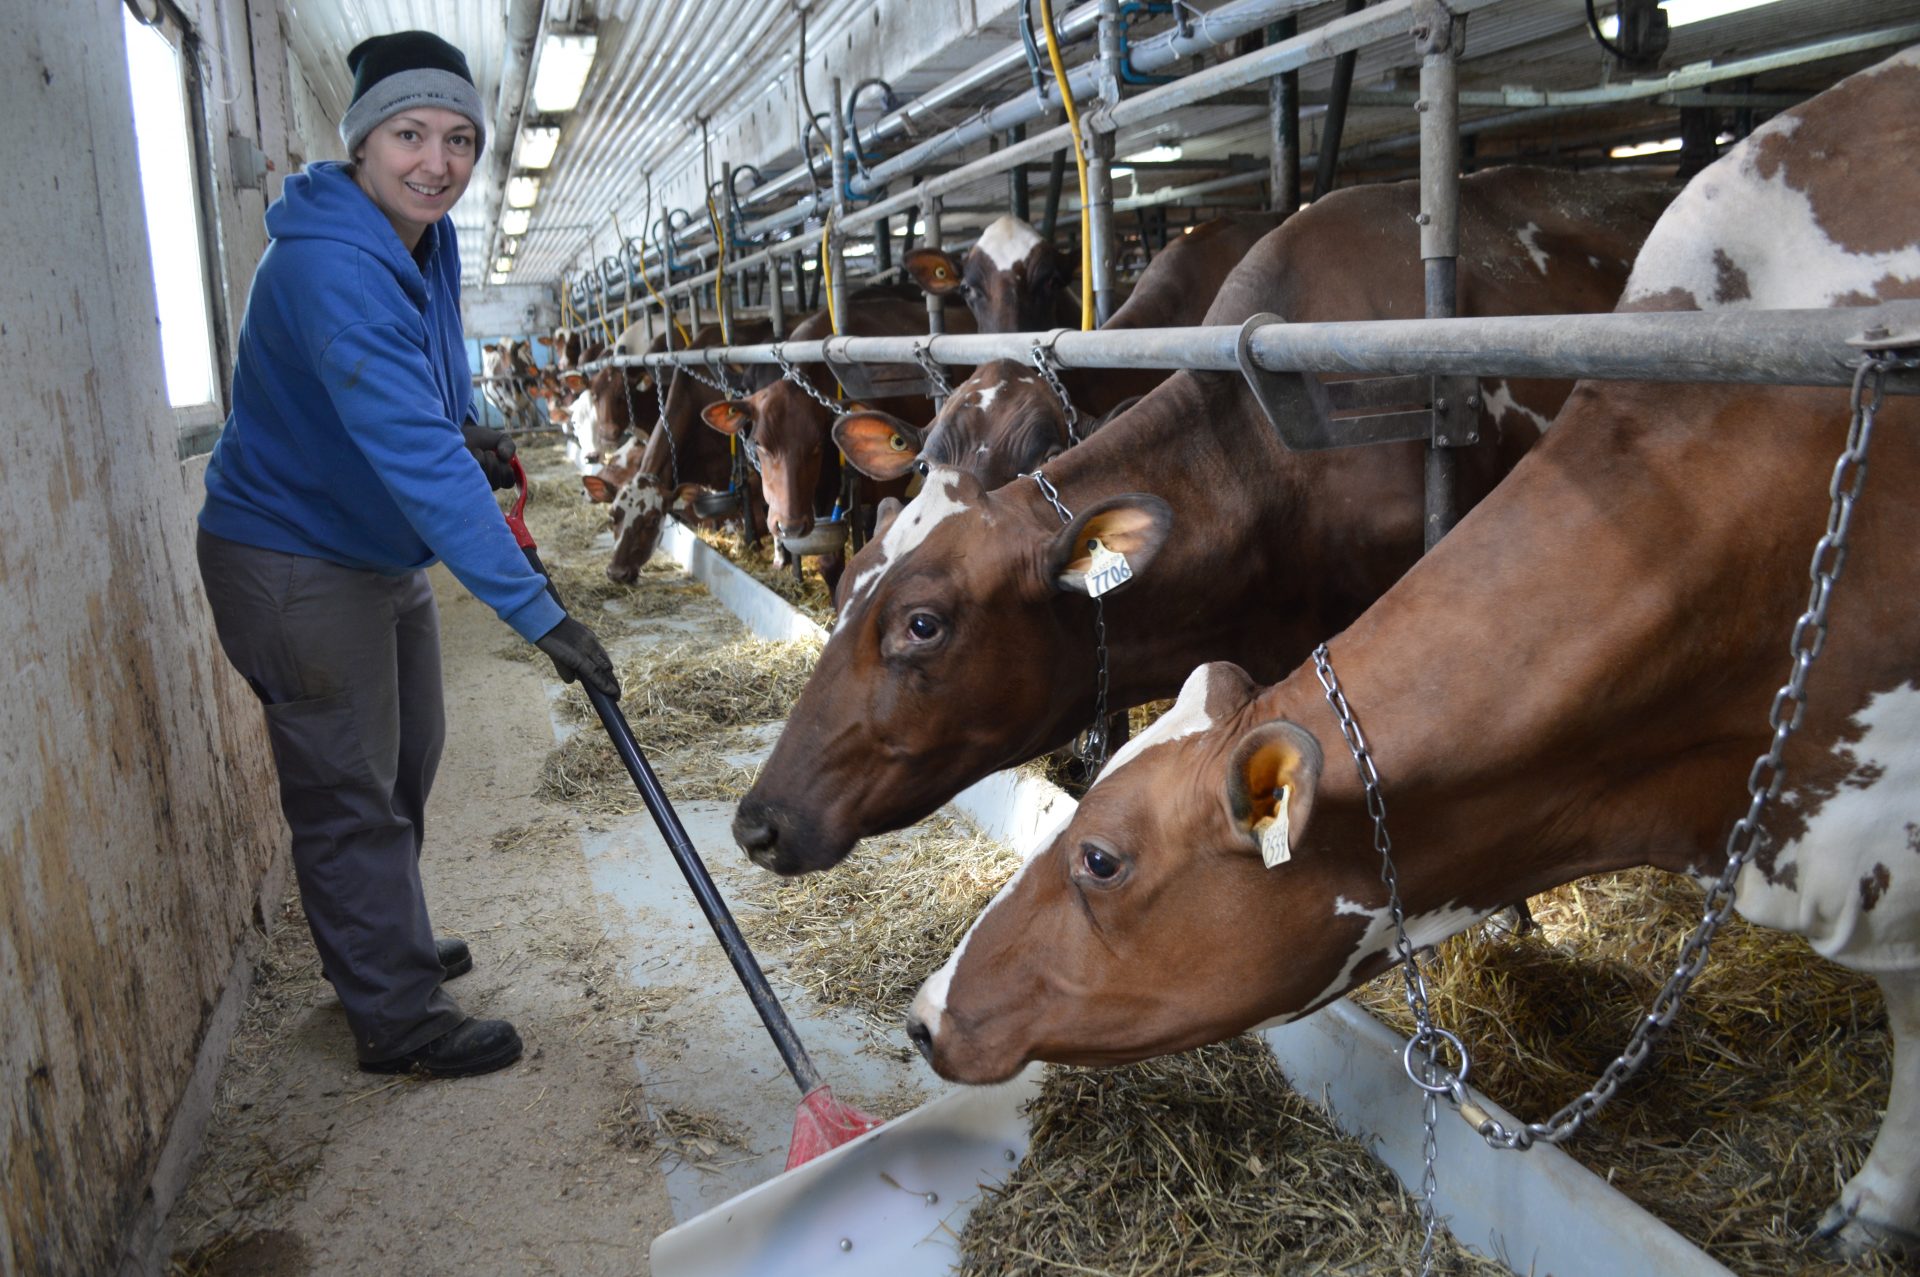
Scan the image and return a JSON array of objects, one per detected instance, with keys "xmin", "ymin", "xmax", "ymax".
[
  {"xmin": 839, "ymin": 214, "xmax": 1280, "ymax": 490},
  {"xmin": 480, "ymin": 338, "xmax": 544, "ymax": 432},
  {"xmin": 734, "ymin": 165, "xmax": 1671, "ymax": 876},
  {"xmin": 699, "ymin": 296, "xmax": 973, "ymax": 589},
  {"xmin": 588, "ymin": 320, "xmax": 775, "ymax": 584},
  {"xmin": 904, "ymin": 214, "xmax": 1077, "ymax": 333},
  {"xmin": 909, "ymin": 48, "xmax": 1920, "ymax": 1261}
]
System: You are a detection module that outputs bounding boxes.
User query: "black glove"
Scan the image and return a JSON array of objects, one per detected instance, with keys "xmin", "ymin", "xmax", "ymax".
[
  {"xmin": 535, "ymin": 616, "xmax": 621, "ymax": 700},
  {"xmin": 462, "ymin": 422, "xmax": 518, "ymax": 490}
]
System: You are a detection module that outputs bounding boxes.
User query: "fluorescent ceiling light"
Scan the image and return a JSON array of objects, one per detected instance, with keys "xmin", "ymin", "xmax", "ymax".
[
  {"xmin": 506, "ymin": 175, "xmax": 541, "ymax": 209},
  {"xmin": 1120, "ymin": 143, "xmax": 1182, "ymax": 164},
  {"xmin": 489, "ymin": 271, "xmax": 512, "ymax": 285},
  {"xmin": 531, "ymin": 32, "xmax": 597, "ymax": 113},
  {"xmin": 515, "ymin": 125, "xmax": 561, "ymax": 170},
  {"xmin": 503, "ymin": 237, "xmax": 520, "ymax": 255},
  {"xmin": 1600, "ymin": 0, "xmax": 1785, "ymax": 36},
  {"xmin": 494, "ymin": 256, "xmax": 514, "ymax": 273},
  {"xmin": 501, "ymin": 207, "xmax": 532, "ymax": 236},
  {"xmin": 1610, "ymin": 136, "xmax": 1682, "ymax": 158}
]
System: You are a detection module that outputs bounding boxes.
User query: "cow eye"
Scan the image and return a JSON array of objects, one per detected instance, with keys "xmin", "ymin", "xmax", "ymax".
[
  {"xmin": 1079, "ymin": 843, "xmax": 1124, "ymax": 883},
  {"xmin": 905, "ymin": 612, "xmax": 942, "ymax": 642},
  {"xmin": 914, "ymin": 460, "xmax": 931, "ymax": 477}
]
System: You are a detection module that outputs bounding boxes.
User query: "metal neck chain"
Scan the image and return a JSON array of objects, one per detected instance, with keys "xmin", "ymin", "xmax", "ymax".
[
  {"xmin": 1029, "ymin": 338, "xmax": 1085, "ymax": 445},
  {"xmin": 675, "ymin": 357, "xmax": 747, "ymax": 399},
  {"xmin": 911, "ymin": 340, "xmax": 953, "ymax": 399},
  {"xmin": 1026, "ymin": 470, "xmax": 1111, "ymax": 767},
  {"xmin": 773, "ymin": 346, "xmax": 844, "ymax": 413},
  {"xmin": 1305, "ymin": 352, "xmax": 1898, "ymax": 1275},
  {"xmin": 653, "ymin": 372, "xmax": 679, "ymax": 490}
]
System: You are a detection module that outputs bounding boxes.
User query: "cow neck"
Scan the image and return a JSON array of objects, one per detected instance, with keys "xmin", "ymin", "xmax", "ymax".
[
  {"xmin": 1258, "ymin": 380, "xmax": 1912, "ymax": 910},
  {"xmin": 1031, "ymin": 369, "xmax": 1396, "ymax": 699}
]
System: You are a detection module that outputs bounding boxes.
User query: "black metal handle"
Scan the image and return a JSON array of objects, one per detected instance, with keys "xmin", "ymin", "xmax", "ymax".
[{"xmin": 523, "ymin": 541, "xmax": 822, "ymax": 1096}]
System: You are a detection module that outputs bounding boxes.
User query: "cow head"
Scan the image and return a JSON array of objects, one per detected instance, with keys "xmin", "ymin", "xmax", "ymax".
[
  {"xmin": 836, "ymin": 361, "xmax": 1071, "ymax": 491},
  {"xmin": 731, "ymin": 468, "xmax": 1172, "ymax": 874},
  {"xmin": 703, "ymin": 380, "xmax": 833, "ymax": 543},
  {"xmin": 903, "ymin": 215, "xmax": 1067, "ymax": 333},
  {"xmin": 904, "ymin": 661, "xmax": 1419, "ymax": 1084}
]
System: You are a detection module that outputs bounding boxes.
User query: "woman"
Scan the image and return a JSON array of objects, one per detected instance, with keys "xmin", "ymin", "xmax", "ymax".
[{"xmin": 197, "ymin": 31, "xmax": 618, "ymax": 1078}]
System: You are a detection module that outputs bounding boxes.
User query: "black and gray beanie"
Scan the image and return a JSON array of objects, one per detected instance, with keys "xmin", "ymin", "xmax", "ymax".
[{"xmin": 338, "ymin": 31, "xmax": 487, "ymax": 161}]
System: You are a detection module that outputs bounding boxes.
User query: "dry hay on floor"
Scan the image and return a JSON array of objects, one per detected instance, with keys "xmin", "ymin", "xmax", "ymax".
[
  {"xmin": 741, "ymin": 815, "xmax": 1020, "ymax": 1036},
  {"xmin": 1352, "ymin": 867, "xmax": 1898, "ymax": 1277},
  {"xmin": 604, "ymin": 1089, "xmax": 754, "ymax": 1171},
  {"xmin": 521, "ymin": 917, "xmax": 685, "ymax": 1029},
  {"xmin": 535, "ymin": 730, "xmax": 764, "ymax": 816},
  {"xmin": 558, "ymin": 629, "xmax": 821, "ymax": 749},
  {"xmin": 956, "ymin": 1035, "xmax": 1507, "ymax": 1277},
  {"xmin": 693, "ymin": 523, "xmax": 836, "ymax": 624},
  {"xmin": 488, "ymin": 818, "xmax": 583, "ymax": 860}
]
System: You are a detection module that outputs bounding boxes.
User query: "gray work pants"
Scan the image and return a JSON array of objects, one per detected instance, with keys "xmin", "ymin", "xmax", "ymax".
[{"xmin": 197, "ymin": 528, "xmax": 465, "ymax": 1061}]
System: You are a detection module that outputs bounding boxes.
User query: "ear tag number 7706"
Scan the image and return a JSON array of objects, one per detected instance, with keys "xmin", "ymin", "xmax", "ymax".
[{"xmin": 1085, "ymin": 538, "xmax": 1133, "ymax": 598}]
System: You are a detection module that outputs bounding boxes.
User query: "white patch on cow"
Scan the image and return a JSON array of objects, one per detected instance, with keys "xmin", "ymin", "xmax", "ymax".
[
  {"xmin": 1094, "ymin": 664, "xmax": 1218, "ymax": 785},
  {"xmin": 1272, "ymin": 898, "xmax": 1490, "ymax": 1026},
  {"xmin": 842, "ymin": 467, "xmax": 977, "ymax": 612},
  {"xmin": 974, "ymin": 215, "xmax": 1045, "ymax": 272},
  {"xmin": 913, "ymin": 851, "xmax": 1042, "ymax": 1036},
  {"xmin": 1733, "ymin": 682, "xmax": 1920, "ymax": 970},
  {"xmin": 612, "ymin": 322, "xmax": 651, "ymax": 356},
  {"xmin": 1480, "ymin": 379, "xmax": 1552, "ymax": 434},
  {"xmin": 568, "ymin": 391, "xmax": 598, "ymax": 456},
  {"xmin": 1516, "ymin": 222, "xmax": 1551, "ymax": 274},
  {"xmin": 613, "ymin": 478, "xmax": 664, "ymax": 521},
  {"xmin": 971, "ymin": 382, "xmax": 1003, "ymax": 412},
  {"xmin": 1624, "ymin": 58, "xmax": 1920, "ymax": 310}
]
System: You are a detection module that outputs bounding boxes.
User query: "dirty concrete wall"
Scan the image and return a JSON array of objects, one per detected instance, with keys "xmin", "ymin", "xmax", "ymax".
[{"xmin": 0, "ymin": 1, "xmax": 294, "ymax": 1273}]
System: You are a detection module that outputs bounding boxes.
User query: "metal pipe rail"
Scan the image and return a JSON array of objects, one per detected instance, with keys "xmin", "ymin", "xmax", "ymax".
[
  {"xmin": 580, "ymin": 0, "xmax": 1505, "ymax": 320},
  {"xmin": 577, "ymin": 304, "xmax": 1920, "ymax": 393}
]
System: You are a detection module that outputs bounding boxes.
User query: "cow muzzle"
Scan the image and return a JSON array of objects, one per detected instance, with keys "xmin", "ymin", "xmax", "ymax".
[{"xmin": 731, "ymin": 796, "xmax": 848, "ymax": 875}]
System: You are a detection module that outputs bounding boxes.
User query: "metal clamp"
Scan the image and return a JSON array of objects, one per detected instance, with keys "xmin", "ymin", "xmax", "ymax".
[
  {"xmin": 1430, "ymin": 374, "xmax": 1481, "ymax": 448},
  {"xmin": 1237, "ymin": 314, "xmax": 1441, "ymax": 451}
]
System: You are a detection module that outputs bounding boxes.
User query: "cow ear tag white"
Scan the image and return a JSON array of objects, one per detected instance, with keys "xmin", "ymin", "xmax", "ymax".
[
  {"xmin": 1084, "ymin": 537, "xmax": 1133, "ymax": 598},
  {"xmin": 1257, "ymin": 784, "xmax": 1293, "ymax": 869}
]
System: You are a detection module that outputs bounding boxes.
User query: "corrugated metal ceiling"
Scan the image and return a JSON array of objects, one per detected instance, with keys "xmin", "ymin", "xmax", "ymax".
[{"xmin": 277, "ymin": 0, "xmax": 1920, "ymax": 294}]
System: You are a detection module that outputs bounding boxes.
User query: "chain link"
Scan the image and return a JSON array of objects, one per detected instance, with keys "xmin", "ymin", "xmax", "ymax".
[
  {"xmin": 1029, "ymin": 337, "xmax": 1086, "ymax": 445},
  {"xmin": 772, "ymin": 345, "xmax": 845, "ymax": 413},
  {"xmin": 1025, "ymin": 471, "xmax": 1111, "ymax": 767},
  {"xmin": 676, "ymin": 357, "xmax": 748, "ymax": 399},
  {"xmin": 1305, "ymin": 352, "xmax": 1898, "ymax": 1275},
  {"xmin": 912, "ymin": 340, "xmax": 953, "ymax": 400}
]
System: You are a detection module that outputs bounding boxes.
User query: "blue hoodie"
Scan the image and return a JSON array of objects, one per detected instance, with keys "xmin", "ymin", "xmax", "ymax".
[{"xmin": 200, "ymin": 161, "xmax": 563, "ymax": 642}]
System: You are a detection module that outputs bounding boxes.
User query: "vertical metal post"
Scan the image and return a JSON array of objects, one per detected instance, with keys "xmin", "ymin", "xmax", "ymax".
[
  {"xmin": 875, "ymin": 214, "xmax": 892, "ymax": 274},
  {"xmin": 768, "ymin": 256, "xmax": 785, "ymax": 337},
  {"xmin": 922, "ymin": 194, "xmax": 945, "ymax": 411},
  {"xmin": 1313, "ymin": 0, "xmax": 1367, "ymax": 201},
  {"xmin": 1268, "ymin": 17, "xmax": 1301, "ymax": 213},
  {"xmin": 1416, "ymin": 2, "xmax": 1464, "ymax": 551},
  {"xmin": 1041, "ymin": 148, "xmax": 1067, "ymax": 240},
  {"xmin": 828, "ymin": 78, "xmax": 850, "ymax": 337},
  {"xmin": 1008, "ymin": 124, "xmax": 1030, "ymax": 221},
  {"xmin": 1088, "ymin": 0, "xmax": 1124, "ymax": 327}
]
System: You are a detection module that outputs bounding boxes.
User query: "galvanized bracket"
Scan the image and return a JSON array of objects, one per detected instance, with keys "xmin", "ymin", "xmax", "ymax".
[
  {"xmin": 1237, "ymin": 314, "xmax": 1432, "ymax": 451},
  {"xmin": 1848, "ymin": 323, "xmax": 1920, "ymax": 353},
  {"xmin": 1410, "ymin": 0, "xmax": 1467, "ymax": 56},
  {"xmin": 1430, "ymin": 374, "xmax": 1481, "ymax": 447},
  {"xmin": 823, "ymin": 336, "xmax": 934, "ymax": 400}
]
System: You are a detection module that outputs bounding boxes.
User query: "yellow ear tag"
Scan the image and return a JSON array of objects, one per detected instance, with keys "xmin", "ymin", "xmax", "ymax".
[
  {"xmin": 1084, "ymin": 537, "xmax": 1133, "ymax": 598},
  {"xmin": 1258, "ymin": 784, "xmax": 1293, "ymax": 869}
]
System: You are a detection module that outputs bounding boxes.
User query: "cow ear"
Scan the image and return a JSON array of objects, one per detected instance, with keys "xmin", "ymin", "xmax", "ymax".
[
  {"xmin": 702, "ymin": 400, "xmax": 752, "ymax": 435},
  {"xmin": 834, "ymin": 410, "xmax": 924, "ymax": 481},
  {"xmin": 581, "ymin": 473, "xmax": 616, "ymax": 504},
  {"xmin": 669, "ymin": 482, "xmax": 707, "ymax": 513},
  {"xmin": 1048, "ymin": 494, "xmax": 1173, "ymax": 596},
  {"xmin": 483, "ymin": 343, "xmax": 499, "ymax": 354},
  {"xmin": 872, "ymin": 495, "xmax": 905, "ymax": 542},
  {"xmin": 903, "ymin": 247, "xmax": 965, "ymax": 296},
  {"xmin": 564, "ymin": 372, "xmax": 587, "ymax": 391},
  {"xmin": 1225, "ymin": 721, "xmax": 1323, "ymax": 868}
]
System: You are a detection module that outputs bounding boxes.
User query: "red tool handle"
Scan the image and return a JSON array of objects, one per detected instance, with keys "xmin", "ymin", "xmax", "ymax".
[{"xmin": 505, "ymin": 455, "xmax": 536, "ymax": 549}]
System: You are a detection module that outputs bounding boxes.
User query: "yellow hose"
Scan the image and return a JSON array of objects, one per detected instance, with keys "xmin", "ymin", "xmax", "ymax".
[
  {"xmin": 1038, "ymin": 0, "xmax": 1094, "ymax": 331},
  {"xmin": 707, "ymin": 197, "xmax": 733, "ymax": 344}
]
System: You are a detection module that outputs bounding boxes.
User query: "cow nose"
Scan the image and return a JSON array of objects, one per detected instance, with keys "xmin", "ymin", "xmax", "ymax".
[
  {"xmin": 606, "ymin": 561, "xmax": 638, "ymax": 586},
  {"xmin": 776, "ymin": 515, "xmax": 814, "ymax": 539},
  {"xmin": 905, "ymin": 1014, "xmax": 935, "ymax": 1065}
]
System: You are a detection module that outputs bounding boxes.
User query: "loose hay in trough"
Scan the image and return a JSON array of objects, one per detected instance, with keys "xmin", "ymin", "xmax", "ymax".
[
  {"xmin": 741, "ymin": 815, "xmax": 1021, "ymax": 1036},
  {"xmin": 956, "ymin": 1036, "xmax": 1508, "ymax": 1277},
  {"xmin": 1353, "ymin": 867, "xmax": 1899, "ymax": 1277},
  {"xmin": 693, "ymin": 523, "xmax": 836, "ymax": 625}
]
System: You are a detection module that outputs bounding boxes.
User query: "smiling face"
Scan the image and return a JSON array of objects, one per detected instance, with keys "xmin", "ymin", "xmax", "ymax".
[{"xmin": 352, "ymin": 107, "xmax": 477, "ymax": 249}]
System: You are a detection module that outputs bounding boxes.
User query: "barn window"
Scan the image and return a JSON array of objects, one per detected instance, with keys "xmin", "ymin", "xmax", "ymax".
[{"xmin": 122, "ymin": 4, "xmax": 222, "ymax": 424}]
